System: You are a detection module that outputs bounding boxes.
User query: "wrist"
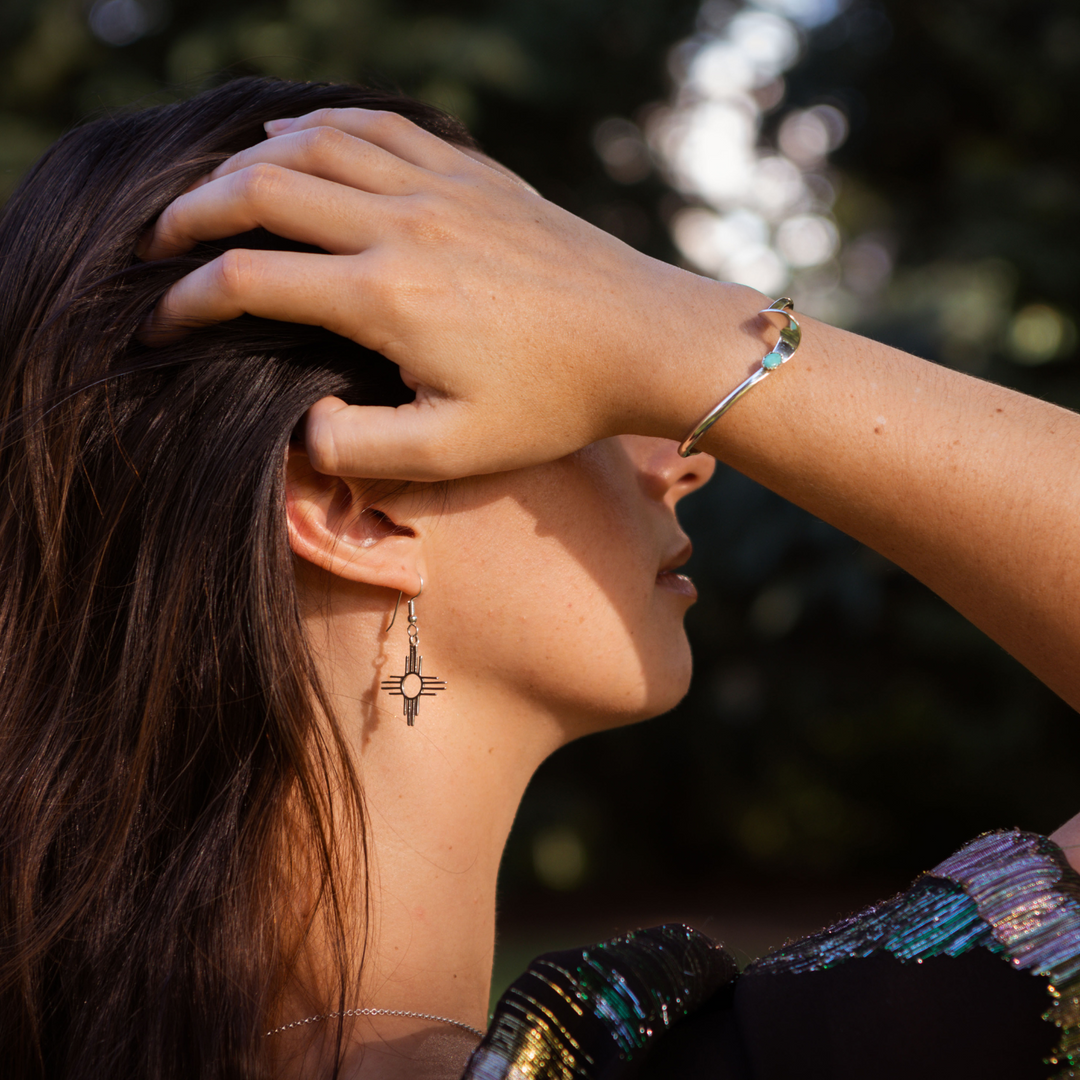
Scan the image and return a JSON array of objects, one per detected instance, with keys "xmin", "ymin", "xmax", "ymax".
[{"xmin": 623, "ymin": 270, "xmax": 773, "ymax": 444}]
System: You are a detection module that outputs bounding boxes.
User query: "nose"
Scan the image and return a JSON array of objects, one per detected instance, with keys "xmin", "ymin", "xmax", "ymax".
[{"xmin": 620, "ymin": 435, "xmax": 716, "ymax": 509}]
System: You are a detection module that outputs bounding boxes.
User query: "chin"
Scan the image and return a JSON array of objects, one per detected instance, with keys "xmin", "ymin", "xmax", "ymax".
[
  {"xmin": 592, "ymin": 646, "xmax": 694, "ymax": 733},
  {"xmin": 642, "ymin": 666, "xmax": 694, "ymax": 722},
  {"xmin": 544, "ymin": 626, "xmax": 694, "ymax": 741}
]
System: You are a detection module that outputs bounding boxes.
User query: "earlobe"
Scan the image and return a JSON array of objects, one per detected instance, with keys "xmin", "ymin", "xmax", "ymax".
[{"xmin": 285, "ymin": 446, "xmax": 422, "ymax": 593}]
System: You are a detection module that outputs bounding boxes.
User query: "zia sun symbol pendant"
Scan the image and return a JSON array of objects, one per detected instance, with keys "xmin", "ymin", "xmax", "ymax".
[{"xmin": 381, "ymin": 592, "xmax": 446, "ymax": 726}]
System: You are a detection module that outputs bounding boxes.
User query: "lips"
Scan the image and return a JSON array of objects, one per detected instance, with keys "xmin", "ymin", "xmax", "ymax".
[
  {"xmin": 656, "ymin": 540, "xmax": 696, "ymax": 599},
  {"xmin": 656, "ymin": 569, "xmax": 697, "ymax": 599},
  {"xmin": 658, "ymin": 539, "xmax": 693, "ymax": 576}
]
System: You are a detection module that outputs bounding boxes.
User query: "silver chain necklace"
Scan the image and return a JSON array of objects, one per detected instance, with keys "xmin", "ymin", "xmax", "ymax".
[{"xmin": 264, "ymin": 1007, "xmax": 485, "ymax": 1040}]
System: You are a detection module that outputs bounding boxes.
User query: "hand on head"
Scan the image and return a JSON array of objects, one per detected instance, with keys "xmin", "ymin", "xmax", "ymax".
[{"xmin": 139, "ymin": 107, "xmax": 714, "ymax": 480}]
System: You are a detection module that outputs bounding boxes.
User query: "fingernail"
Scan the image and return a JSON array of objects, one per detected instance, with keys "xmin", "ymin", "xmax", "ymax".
[{"xmin": 264, "ymin": 117, "xmax": 295, "ymax": 135}]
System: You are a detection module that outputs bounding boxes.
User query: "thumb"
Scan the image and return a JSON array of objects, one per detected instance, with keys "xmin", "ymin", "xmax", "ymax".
[{"xmin": 303, "ymin": 395, "xmax": 490, "ymax": 481}]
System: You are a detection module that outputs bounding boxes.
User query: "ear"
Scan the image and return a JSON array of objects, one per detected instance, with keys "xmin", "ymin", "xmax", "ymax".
[{"xmin": 285, "ymin": 445, "xmax": 422, "ymax": 594}]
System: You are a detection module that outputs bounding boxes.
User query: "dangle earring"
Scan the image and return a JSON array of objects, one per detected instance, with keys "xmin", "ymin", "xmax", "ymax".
[{"xmin": 381, "ymin": 577, "xmax": 446, "ymax": 726}]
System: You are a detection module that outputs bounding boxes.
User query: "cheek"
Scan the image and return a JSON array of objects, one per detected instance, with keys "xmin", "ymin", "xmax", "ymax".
[
  {"xmin": 424, "ymin": 467, "xmax": 692, "ymax": 724},
  {"xmin": 437, "ymin": 503, "xmax": 645, "ymax": 664}
]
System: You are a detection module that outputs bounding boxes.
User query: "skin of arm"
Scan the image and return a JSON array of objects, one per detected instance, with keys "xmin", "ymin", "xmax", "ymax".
[
  {"xmin": 140, "ymin": 107, "xmax": 1080, "ymax": 716},
  {"xmin": 689, "ymin": 288, "xmax": 1080, "ymax": 717}
]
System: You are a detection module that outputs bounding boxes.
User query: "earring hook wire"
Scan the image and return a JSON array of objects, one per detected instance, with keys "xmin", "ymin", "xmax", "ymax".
[{"xmin": 385, "ymin": 575, "xmax": 424, "ymax": 633}]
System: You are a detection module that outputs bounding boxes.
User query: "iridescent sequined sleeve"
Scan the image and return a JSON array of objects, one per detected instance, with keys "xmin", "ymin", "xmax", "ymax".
[
  {"xmin": 462, "ymin": 923, "xmax": 737, "ymax": 1080},
  {"xmin": 749, "ymin": 830, "xmax": 1080, "ymax": 1077}
]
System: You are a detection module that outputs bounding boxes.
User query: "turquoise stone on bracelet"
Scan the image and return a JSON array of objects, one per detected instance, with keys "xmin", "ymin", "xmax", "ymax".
[{"xmin": 678, "ymin": 297, "xmax": 799, "ymax": 457}]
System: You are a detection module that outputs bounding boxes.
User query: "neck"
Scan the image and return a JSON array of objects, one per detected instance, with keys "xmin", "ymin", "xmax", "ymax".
[
  {"xmin": 353, "ymin": 692, "xmax": 553, "ymax": 1027},
  {"xmin": 281, "ymin": 580, "xmax": 566, "ymax": 1076}
]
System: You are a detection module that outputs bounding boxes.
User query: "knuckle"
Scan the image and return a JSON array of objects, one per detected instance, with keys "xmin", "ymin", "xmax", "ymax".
[
  {"xmin": 308, "ymin": 108, "xmax": 340, "ymax": 127},
  {"xmin": 401, "ymin": 195, "xmax": 453, "ymax": 245},
  {"xmin": 353, "ymin": 263, "xmax": 409, "ymax": 333},
  {"xmin": 303, "ymin": 125, "xmax": 348, "ymax": 162},
  {"xmin": 237, "ymin": 162, "xmax": 287, "ymax": 206},
  {"xmin": 353, "ymin": 254, "xmax": 392, "ymax": 303},
  {"xmin": 214, "ymin": 248, "xmax": 257, "ymax": 297},
  {"xmin": 368, "ymin": 109, "xmax": 412, "ymax": 137}
]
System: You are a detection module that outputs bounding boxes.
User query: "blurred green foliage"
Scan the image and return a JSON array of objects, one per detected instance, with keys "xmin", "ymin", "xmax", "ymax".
[{"xmin": 1, "ymin": 0, "xmax": 1079, "ymax": 891}]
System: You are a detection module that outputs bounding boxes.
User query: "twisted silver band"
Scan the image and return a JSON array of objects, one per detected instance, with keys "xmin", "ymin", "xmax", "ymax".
[{"xmin": 678, "ymin": 296, "xmax": 801, "ymax": 457}]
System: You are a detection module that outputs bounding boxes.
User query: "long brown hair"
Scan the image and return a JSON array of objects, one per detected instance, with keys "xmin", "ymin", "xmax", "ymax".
[{"xmin": 0, "ymin": 77, "xmax": 474, "ymax": 1080}]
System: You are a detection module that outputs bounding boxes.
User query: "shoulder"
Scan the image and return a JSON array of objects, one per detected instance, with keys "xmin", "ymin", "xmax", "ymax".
[
  {"xmin": 462, "ymin": 924, "xmax": 736, "ymax": 1080},
  {"xmin": 465, "ymin": 831, "xmax": 1080, "ymax": 1080}
]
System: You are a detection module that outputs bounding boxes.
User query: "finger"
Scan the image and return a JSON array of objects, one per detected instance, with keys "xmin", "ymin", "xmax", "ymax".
[
  {"xmin": 265, "ymin": 108, "xmax": 473, "ymax": 176},
  {"xmin": 305, "ymin": 395, "xmax": 492, "ymax": 481},
  {"xmin": 305, "ymin": 391, "xmax": 584, "ymax": 482},
  {"xmin": 140, "ymin": 248, "xmax": 367, "ymax": 343},
  {"xmin": 141, "ymin": 164, "xmax": 385, "ymax": 260},
  {"xmin": 205, "ymin": 124, "xmax": 432, "ymax": 196}
]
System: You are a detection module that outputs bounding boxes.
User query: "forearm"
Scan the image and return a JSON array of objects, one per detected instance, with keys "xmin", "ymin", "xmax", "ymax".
[{"xmin": 672, "ymin": 281, "xmax": 1080, "ymax": 711}]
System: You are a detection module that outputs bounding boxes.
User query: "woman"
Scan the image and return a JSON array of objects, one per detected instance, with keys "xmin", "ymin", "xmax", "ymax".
[
  {"xmin": 2, "ymin": 75, "xmax": 1079, "ymax": 1080},
  {"xmin": 1, "ymin": 75, "xmax": 719, "ymax": 1080}
]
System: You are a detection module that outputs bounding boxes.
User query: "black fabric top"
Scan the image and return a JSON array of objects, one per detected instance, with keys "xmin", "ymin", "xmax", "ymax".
[
  {"xmin": 639, "ymin": 947, "xmax": 1056, "ymax": 1079},
  {"xmin": 462, "ymin": 831, "xmax": 1080, "ymax": 1080}
]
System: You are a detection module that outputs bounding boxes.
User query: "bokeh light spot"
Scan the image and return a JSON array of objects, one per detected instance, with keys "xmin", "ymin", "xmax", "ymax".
[
  {"xmin": 749, "ymin": 583, "xmax": 803, "ymax": 637},
  {"xmin": 593, "ymin": 118, "xmax": 652, "ymax": 184},
  {"xmin": 727, "ymin": 10, "xmax": 801, "ymax": 80},
  {"xmin": 1007, "ymin": 304, "xmax": 1077, "ymax": 365},
  {"xmin": 755, "ymin": 0, "xmax": 850, "ymax": 29},
  {"xmin": 88, "ymin": 0, "xmax": 163, "ymax": 46},
  {"xmin": 776, "ymin": 213, "xmax": 838, "ymax": 268},
  {"xmin": 778, "ymin": 105, "xmax": 847, "ymax": 166},
  {"xmin": 532, "ymin": 826, "xmax": 588, "ymax": 890}
]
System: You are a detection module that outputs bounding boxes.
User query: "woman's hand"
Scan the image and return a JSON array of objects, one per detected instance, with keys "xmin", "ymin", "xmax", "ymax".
[{"xmin": 140, "ymin": 108, "xmax": 745, "ymax": 480}]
